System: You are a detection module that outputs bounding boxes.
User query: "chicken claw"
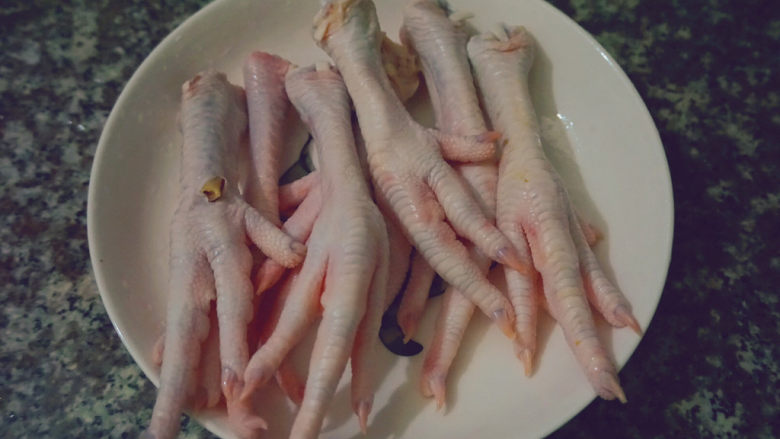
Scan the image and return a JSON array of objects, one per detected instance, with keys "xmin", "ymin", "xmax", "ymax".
[
  {"xmin": 242, "ymin": 64, "xmax": 389, "ymax": 438},
  {"xmin": 400, "ymin": 0, "xmax": 522, "ymax": 406},
  {"xmin": 142, "ymin": 72, "xmax": 305, "ymax": 439},
  {"xmin": 314, "ymin": 0, "xmax": 521, "ymax": 339},
  {"xmin": 469, "ymin": 25, "xmax": 637, "ymax": 402}
]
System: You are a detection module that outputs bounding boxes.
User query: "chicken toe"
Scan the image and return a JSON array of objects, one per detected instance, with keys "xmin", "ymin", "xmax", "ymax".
[
  {"xmin": 314, "ymin": 0, "xmax": 518, "ymax": 338},
  {"xmin": 285, "ymin": 63, "xmax": 391, "ymax": 438},
  {"xmin": 469, "ymin": 25, "xmax": 635, "ymax": 401},
  {"xmin": 144, "ymin": 71, "xmax": 305, "ymax": 439}
]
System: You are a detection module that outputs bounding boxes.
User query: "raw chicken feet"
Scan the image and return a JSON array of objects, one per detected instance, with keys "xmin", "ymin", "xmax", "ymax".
[
  {"xmin": 314, "ymin": 0, "xmax": 521, "ymax": 339},
  {"xmin": 468, "ymin": 25, "xmax": 638, "ymax": 401},
  {"xmin": 241, "ymin": 64, "xmax": 390, "ymax": 439},
  {"xmin": 143, "ymin": 72, "xmax": 305, "ymax": 439}
]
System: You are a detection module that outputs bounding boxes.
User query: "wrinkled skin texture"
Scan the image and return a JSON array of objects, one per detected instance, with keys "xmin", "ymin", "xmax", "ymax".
[
  {"xmin": 142, "ymin": 72, "xmax": 305, "ymax": 439},
  {"xmin": 399, "ymin": 0, "xmax": 509, "ymax": 409},
  {"xmin": 314, "ymin": 0, "xmax": 524, "ymax": 339},
  {"xmin": 243, "ymin": 52, "xmax": 322, "ymax": 297},
  {"xmin": 468, "ymin": 25, "xmax": 640, "ymax": 402},
  {"xmin": 240, "ymin": 65, "xmax": 389, "ymax": 439},
  {"xmin": 243, "ymin": 51, "xmax": 293, "ymax": 222},
  {"xmin": 253, "ymin": 180, "xmax": 322, "ymax": 296}
]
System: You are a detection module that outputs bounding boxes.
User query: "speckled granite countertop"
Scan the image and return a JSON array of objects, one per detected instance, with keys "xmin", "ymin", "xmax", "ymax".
[{"xmin": 1, "ymin": 0, "xmax": 777, "ymax": 437}]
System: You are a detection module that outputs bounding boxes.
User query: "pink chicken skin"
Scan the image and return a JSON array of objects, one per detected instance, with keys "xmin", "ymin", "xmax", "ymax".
[
  {"xmin": 141, "ymin": 72, "xmax": 306, "ymax": 439},
  {"xmin": 395, "ymin": 251, "xmax": 435, "ymax": 342},
  {"xmin": 249, "ymin": 37, "xmax": 418, "ymax": 298},
  {"xmin": 252, "ymin": 269, "xmax": 310, "ymax": 406},
  {"xmin": 258, "ymin": 186, "xmax": 322, "ymax": 289},
  {"xmin": 241, "ymin": 64, "xmax": 390, "ymax": 439},
  {"xmin": 243, "ymin": 51, "xmax": 294, "ymax": 222},
  {"xmin": 399, "ymin": 0, "xmax": 510, "ymax": 409},
  {"xmin": 149, "ymin": 53, "xmax": 321, "ymax": 422},
  {"xmin": 313, "ymin": 0, "xmax": 525, "ymax": 339},
  {"xmin": 468, "ymin": 25, "xmax": 641, "ymax": 402},
  {"xmin": 243, "ymin": 52, "xmax": 324, "ymax": 296},
  {"xmin": 241, "ymin": 38, "xmax": 421, "ymax": 409}
]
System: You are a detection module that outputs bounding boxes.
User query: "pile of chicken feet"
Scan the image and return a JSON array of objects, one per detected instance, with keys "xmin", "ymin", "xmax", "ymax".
[{"xmin": 141, "ymin": 0, "xmax": 641, "ymax": 438}]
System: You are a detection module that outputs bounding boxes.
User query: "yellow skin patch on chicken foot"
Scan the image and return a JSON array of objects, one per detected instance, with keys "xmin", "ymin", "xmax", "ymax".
[{"xmin": 201, "ymin": 176, "xmax": 225, "ymax": 202}]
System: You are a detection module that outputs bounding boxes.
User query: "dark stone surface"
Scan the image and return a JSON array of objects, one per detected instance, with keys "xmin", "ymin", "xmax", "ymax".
[{"xmin": 0, "ymin": 0, "xmax": 776, "ymax": 438}]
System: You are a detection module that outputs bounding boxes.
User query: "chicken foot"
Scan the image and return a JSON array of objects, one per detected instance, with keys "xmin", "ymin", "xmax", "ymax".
[
  {"xmin": 241, "ymin": 64, "xmax": 390, "ymax": 438},
  {"xmin": 468, "ymin": 25, "xmax": 639, "ymax": 402},
  {"xmin": 142, "ymin": 71, "xmax": 305, "ymax": 439},
  {"xmin": 400, "ymin": 0, "xmax": 524, "ymax": 407},
  {"xmin": 314, "ymin": 0, "xmax": 522, "ymax": 339}
]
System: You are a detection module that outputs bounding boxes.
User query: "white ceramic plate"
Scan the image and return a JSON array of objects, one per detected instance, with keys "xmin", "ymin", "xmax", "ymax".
[{"xmin": 88, "ymin": 0, "xmax": 673, "ymax": 438}]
